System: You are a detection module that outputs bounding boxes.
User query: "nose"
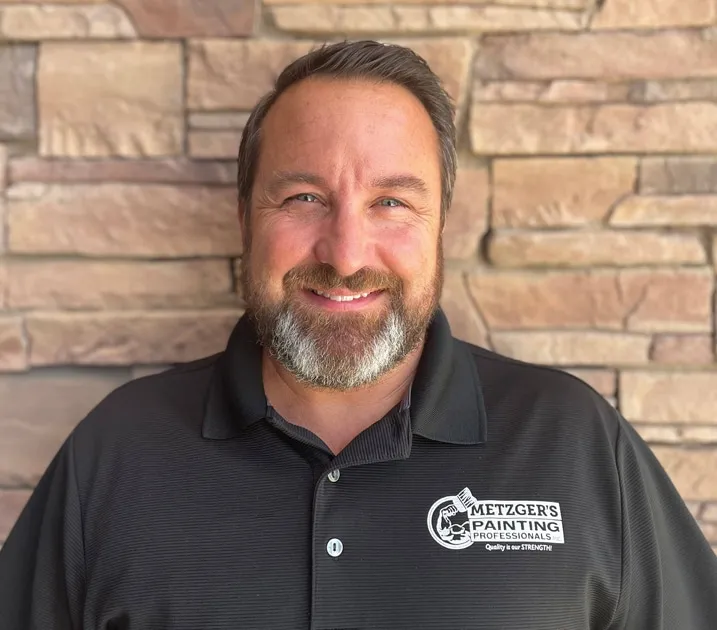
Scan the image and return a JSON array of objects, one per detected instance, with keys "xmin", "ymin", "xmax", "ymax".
[{"xmin": 313, "ymin": 203, "xmax": 371, "ymax": 278}]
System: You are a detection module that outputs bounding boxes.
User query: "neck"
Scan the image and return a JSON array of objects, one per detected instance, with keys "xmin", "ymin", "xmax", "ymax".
[{"xmin": 262, "ymin": 345, "xmax": 423, "ymax": 455}]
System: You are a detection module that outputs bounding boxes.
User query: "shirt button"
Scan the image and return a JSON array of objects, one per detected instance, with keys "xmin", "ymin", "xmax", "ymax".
[
  {"xmin": 327, "ymin": 538, "xmax": 344, "ymax": 558},
  {"xmin": 327, "ymin": 469, "xmax": 340, "ymax": 483}
]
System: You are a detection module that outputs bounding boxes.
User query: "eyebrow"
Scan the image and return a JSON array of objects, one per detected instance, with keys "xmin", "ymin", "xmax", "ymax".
[{"xmin": 263, "ymin": 171, "xmax": 431, "ymax": 200}]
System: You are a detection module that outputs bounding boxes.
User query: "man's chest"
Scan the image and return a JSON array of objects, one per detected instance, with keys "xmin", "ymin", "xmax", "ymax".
[{"xmin": 81, "ymin": 441, "xmax": 621, "ymax": 630}]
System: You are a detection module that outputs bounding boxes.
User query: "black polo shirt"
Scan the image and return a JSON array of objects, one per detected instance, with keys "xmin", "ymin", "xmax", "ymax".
[{"xmin": 1, "ymin": 310, "xmax": 716, "ymax": 629}]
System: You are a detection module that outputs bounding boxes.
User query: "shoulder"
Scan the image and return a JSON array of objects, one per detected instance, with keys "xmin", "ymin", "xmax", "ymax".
[{"xmin": 457, "ymin": 338, "xmax": 620, "ymax": 444}]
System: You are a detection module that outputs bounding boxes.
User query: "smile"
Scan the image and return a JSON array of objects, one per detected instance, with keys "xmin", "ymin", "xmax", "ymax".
[{"xmin": 310, "ymin": 290, "xmax": 374, "ymax": 302}]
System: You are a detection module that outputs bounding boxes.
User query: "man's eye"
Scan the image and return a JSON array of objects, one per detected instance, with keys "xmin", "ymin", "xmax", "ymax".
[
  {"xmin": 378, "ymin": 198, "xmax": 405, "ymax": 208},
  {"xmin": 289, "ymin": 193, "xmax": 319, "ymax": 204}
]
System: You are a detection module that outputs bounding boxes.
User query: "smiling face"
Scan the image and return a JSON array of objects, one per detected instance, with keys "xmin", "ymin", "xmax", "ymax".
[{"xmin": 240, "ymin": 77, "xmax": 444, "ymax": 391}]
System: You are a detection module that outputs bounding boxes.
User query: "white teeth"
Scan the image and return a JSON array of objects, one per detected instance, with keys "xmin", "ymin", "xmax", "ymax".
[{"xmin": 313, "ymin": 290, "xmax": 371, "ymax": 302}]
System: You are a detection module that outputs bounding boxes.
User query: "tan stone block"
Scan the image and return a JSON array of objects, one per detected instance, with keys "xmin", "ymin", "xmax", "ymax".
[
  {"xmin": 9, "ymin": 158, "xmax": 236, "ymax": 185},
  {"xmin": 0, "ymin": 46, "xmax": 35, "ymax": 139},
  {"xmin": 7, "ymin": 260, "xmax": 236, "ymax": 310},
  {"xmin": 39, "ymin": 42, "xmax": 183, "ymax": 157},
  {"xmin": 493, "ymin": 158, "xmax": 636, "ymax": 228},
  {"xmin": 651, "ymin": 447, "xmax": 717, "ymax": 501},
  {"xmin": 444, "ymin": 167, "xmax": 489, "ymax": 259},
  {"xmin": 611, "ymin": 196, "xmax": 717, "ymax": 227},
  {"xmin": 271, "ymin": 5, "xmax": 584, "ymax": 33},
  {"xmin": 131, "ymin": 365, "xmax": 171, "ymax": 380},
  {"xmin": 621, "ymin": 372, "xmax": 717, "ymax": 424},
  {"xmin": 471, "ymin": 102, "xmax": 717, "ymax": 155},
  {"xmin": 468, "ymin": 268, "xmax": 711, "ymax": 333},
  {"xmin": 487, "ymin": 231, "xmax": 705, "ymax": 268},
  {"xmin": 188, "ymin": 40, "xmax": 315, "ymax": 110},
  {"xmin": 0, "ymin": 369, "xmax": 129, "ymax": 485},
  {"xmin": 115, "ymin": 0, "xmax": 254, "ymax": 37},
  {"xmin": 492, "ymin": 331, "xmax": 650, "ymax": 366},
  {"xmin": 264, "ymin": 0, "xmax": 587, "ymax": 5},
  {"xmin": 592, "ymin": 0, "xmax": 715, "ymax": 29},
  {"xmin": 563, "ymin": 368, "xmax": 616, "ymax": 397},
  {"xmin": 686, "ymin": 501, "xmax": 704, "ymax": 519},
  {"xmin": 27, "ymin": 310, "xmax": 242, "ymax": 366},
  {"xmin": 634, "ymin": 425, "xmax": 717, "ymax": 445},
  {"xmin": 618, "ymin": 268, "xmax": 713, "ymax": 333},
  {"xmin": 0, "ymin": 317, "xmax": 27, "ymax": 372},
  {"xmin": 440, "ymin": 271, "xmax": 490, "ymax": 348},
  {"xmin": 189, "ymin": 112, "xmax": 250, "ymax": 129},
  {"xmin": 188, "ymin": 130, "xmax": 242, "ymax": 159},
  {"xmin": 650, "ymin": 335, "xmax": 714, "ymax": 365},
  {"xmin": 7, "ymin": 184, "xmax": 242, "ymax": 257},
  {"xmin": 640, "ymin": 158, "xmax": 717, "ymax": 195},
  {"xmin": 704, "ymin": 503, "xmax": 717, "ymax": 521},
  {"xmin": 0, "ymin": 490, "xmax": 30, "ymax": 541},
  {"xmin": 700, "ymin": 521, "xmax": 717, "ymax": 543},
  {"xmin": 0, "ymin": 4, "xmax": 135, "ymax": 39},
  {"xmin": 635, "ymin": 79, "xmax": 717, "ymax": 103},
  {"xmin": 475, "ymin": 32, "xmax": 717, "ymax": 81},
  {"xmin": 474, "ymin": 80, "xmax": 629, "ymax": 103},
  {"xmin": 0, "ymin": 144, "xmax": 7, "ymax": 191}
]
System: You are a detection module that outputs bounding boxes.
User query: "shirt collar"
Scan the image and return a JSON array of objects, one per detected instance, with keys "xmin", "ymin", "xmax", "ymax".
[{"xmin": 202, "ymin": 309, "xmax": 487, "ymax": 445}]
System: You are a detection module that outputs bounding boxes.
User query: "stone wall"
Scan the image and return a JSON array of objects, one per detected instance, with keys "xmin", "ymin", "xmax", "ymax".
[{"xmin": 0, "ymin": 0, "xmax": 716, "ymax": 554}]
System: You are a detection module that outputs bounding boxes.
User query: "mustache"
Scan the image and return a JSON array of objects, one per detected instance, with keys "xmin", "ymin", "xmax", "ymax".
[{"xmin": 283, "ymin": 263, "xmax": 403, "ymax": 295}]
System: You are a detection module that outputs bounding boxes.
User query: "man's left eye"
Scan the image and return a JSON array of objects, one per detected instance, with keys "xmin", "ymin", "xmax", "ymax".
[{"xmin": 378, "ymin": 198, "xmax": 404, "ymax": 208}]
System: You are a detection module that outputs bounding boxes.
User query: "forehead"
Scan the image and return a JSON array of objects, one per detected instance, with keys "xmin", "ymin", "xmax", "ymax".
[{"xmin": 256, "ymin": 77, "xmax": 441, "ymax": 187}]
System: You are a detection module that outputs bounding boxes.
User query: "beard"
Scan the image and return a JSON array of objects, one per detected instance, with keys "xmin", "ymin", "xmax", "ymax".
[{"xmin": 241, "ymin": 242, "xmax": 443, "ymax": 391}]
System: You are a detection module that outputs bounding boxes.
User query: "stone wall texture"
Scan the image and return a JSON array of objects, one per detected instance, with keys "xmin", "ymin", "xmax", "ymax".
[{"xmin": 0, "ymin": 0, "xmax": 716, "ymax": 556}]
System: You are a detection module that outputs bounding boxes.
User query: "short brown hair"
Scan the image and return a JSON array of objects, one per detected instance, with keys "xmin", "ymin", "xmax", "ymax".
[{"xmin": 236, "ymin": 40, "xmax": 457, "ymax": 227}]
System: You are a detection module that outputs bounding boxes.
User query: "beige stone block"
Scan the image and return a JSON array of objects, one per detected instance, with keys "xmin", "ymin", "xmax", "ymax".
[
  {"xmin": 0, "ymin": 4, "xmax": 135, "ymax": 39},
  {"xmin": 115, "ymin": 0, "xmax": 254, "ymax": 37},
  {"xmin": 634, "ymin": 425, "xmax": 717, "ymax": 445},
  {"xmin": 474, "ymin": 80, "xmax": 628, "ymax": 103},
  {"xmin": 7, "ymin": 184, "xmax": 242, "ymax": 257},
  {"xmin": 444, "ymin": 167, "xmax": 489, "ymax": 259},
  {"xmin": 440, "ymin": 271, "xmax": 490, "ymax": 348},
  {"xmin": 621, "ymin": 372, "xmax": 717, "ymax": 424},
  {"xmin": 487, "ymin": 231, "xmax": 705, "ymax": 268},
  {"xmin": 0, "ymin": 317, "xmax": 27, "ymax": 372},
  {"xmin": 475, "ymin": 32, "xmax": 717, "ymax": 81},
  {"xmin": 563, "ymin": 368, "xmax": 616, "ymax": 397},
  {"xmin": 0, "ymin": 369, "xmax": 129, "ymax": 485},
  {"xmin": 0, "ymin": 45, "xmax": 35, "ymax": 140},
  {"xmin": 611, "ymin": 196, "xmax": 717, "ymax": 227},
  {"xmin": 0, "ymin": 144, "xmax": 7, "ymax": 191},
  {"xmin": 652, "ymin": 447, "xmax": 717, "ymax": 501},
  {"xmin": 471, "ymin": 102, "xmax": 717, "ymax": 155},
  {"xmin": 27, "ymin": 310, "xmax": 242, "ymax": 366},
  {"xmin": 39, "ymin": 42, "xmax": 183, "ymax": 157},
  {"xmin": 592, "ymin": 0, "xmax": 715, "ymax": 29},
  {"xmin": 7, "ymin": 260, "xmax": 236, "ymax": 310},
  {"xmin": 635, "ymin": 79, "xmax": 717, "ymax": 103},
  {"xmin": 188, "ymin": 130, "xmax": 242, "ymax": 159},
  {"xmin": 704, "ymin": 503, "xmax": 717, "ymax": 521},
  {"xmin": 640, "ymin": 158, "xmax": 717, "ymax": 194},
  {"xmin": 493, "ymin": 158, "xmax": 636, "ymax": 228},
  {"xmin": 0, "ymin": 490, "xmax": 30, "ymax": 540},
  {"xmin": 188, "ymin": 40, "xmax": 315, "ymax": 110},
  {"xmin": 270, "ymin": 5, "xmax": 583, "ymax": 33},
  {"xmin": 264, "ymin": 0, "xmax": 587, "ymax": 5},
  {"xmin": 131, "ymin": 365, "xmax": 171, "ymax": 380},
  {"xmin": 700, "ymin": 521, "xmax": 717, "ymax": 543},
  {"xmin": 189, "ymin": 112, "xmax": 250, "ymax": 129},
  {"xmin": 9, "ymin": 158, "xmax": 236, "ymax": 185},
  {"xmin": 468, "ymin": 268, "xmax": 712, "ymax": 333},
  {"xmin": 492, "ymin": 331, "xmax": 650, "ymax": 366},
  {"xmin": 650, "ymin": 335, "xmax": 714, "ymax": 365}
]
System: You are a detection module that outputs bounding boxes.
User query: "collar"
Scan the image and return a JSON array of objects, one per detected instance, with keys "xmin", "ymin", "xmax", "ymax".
[{"xmin": 202, "ymin": 309, "xmax": 488, "ymax": 445}]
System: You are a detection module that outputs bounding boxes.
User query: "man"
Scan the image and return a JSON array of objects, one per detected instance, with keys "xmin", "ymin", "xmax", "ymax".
[{"xmin": 0, "ymin": 40, "xmax": 716, "ymax": 629}]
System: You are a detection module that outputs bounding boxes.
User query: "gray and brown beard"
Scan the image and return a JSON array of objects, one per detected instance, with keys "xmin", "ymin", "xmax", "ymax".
[{"xmin": 241, "ymin": 243, "xmax": 443, "ymax": 391}]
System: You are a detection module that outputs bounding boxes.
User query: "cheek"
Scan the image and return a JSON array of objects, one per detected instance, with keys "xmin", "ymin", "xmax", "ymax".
[
  {"xmin": 379, "ymin": 226, "xmax": 437, "ymax": 286},
  {"xmin": 250, "ymin": 220, "xmax": 314, "ymax": 282}
]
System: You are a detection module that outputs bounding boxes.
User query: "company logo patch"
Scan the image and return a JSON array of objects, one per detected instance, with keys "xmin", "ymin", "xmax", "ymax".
[{"xmin": 427, "ymin": 487, "xmax": 565, "ymax": 551}]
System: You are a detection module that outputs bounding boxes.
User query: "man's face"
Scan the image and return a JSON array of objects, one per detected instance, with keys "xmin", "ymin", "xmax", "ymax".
[{"xmin": 240, "ymin": 77, "xmax": 444, "ymax": 391}]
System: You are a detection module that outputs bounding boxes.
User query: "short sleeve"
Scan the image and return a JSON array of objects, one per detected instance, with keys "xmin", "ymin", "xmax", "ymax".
[
  {"xmin": 610, "ymin": 416, "xmax": 717, "ymax": 629},
  {"xmin": 0, "ymin": 434, "xmax": 85, "ymax": 629}
]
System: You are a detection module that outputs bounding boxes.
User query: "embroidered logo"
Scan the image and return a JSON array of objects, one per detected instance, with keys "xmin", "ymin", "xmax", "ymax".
[{"xmin": 427, "ymin": 487, "xmax": 565, "ymax": 551}]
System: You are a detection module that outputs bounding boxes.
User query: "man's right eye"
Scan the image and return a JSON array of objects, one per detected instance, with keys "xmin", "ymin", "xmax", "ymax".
[{"xmin": 287, "ymin": 193, "xmax": 319, "ymax": 204}]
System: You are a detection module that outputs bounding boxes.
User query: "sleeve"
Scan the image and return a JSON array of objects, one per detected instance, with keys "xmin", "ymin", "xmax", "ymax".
[
  {"xmin": 0, "ymin": 434, "xmax": 85, "ymax": 629},
  {"xmin": 609, "ymin": 416, "xmax": 717, "ymax": 629}
]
